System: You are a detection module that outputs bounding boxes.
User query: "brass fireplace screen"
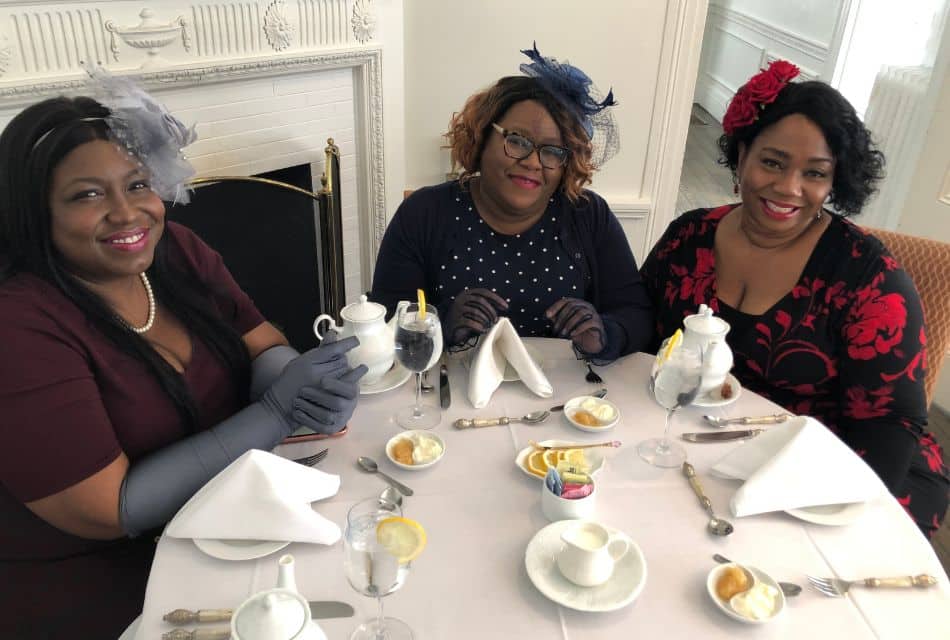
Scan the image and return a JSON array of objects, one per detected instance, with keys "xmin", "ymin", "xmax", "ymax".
[{"xmin": 168, "ymin": 139, "xmax": 346, "ymax": 351}]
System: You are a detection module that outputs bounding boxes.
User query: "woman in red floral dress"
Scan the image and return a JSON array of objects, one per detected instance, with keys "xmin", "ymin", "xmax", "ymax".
[{"xmin": 641, "ymin": 61, "xmax": 948, "ymax": 537}]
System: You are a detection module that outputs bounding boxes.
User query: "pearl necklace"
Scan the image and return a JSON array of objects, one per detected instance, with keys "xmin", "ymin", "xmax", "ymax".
[{"xmin": 128, "ymin": 272, "xmax": 156, "ymax": 334}]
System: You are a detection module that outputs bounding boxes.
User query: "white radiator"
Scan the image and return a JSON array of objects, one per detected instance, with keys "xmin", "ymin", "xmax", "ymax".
[{"xmin": 861, "ymin": 65, "xmax": 932, "ymax": 228}]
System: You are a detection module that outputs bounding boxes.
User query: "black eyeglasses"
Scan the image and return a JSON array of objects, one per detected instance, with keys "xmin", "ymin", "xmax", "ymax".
[{"xmin": 491, "ymin": 123, "xmax": 570, "ymax": 170}]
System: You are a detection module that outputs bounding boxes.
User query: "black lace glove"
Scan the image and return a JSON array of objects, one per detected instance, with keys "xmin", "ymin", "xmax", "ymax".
[
  {"xmin": 546, "ymin": 297, "xmax": 606, "ymax": 356},
  {"xmin": 444, "ymin": 288, "xmax": 509, "ymax": 346}
]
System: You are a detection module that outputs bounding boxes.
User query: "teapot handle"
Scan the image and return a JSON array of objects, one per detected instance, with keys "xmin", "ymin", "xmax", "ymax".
[{"xmin": 313, "ymin": 314, "xmax": 339, "ymax": 340}]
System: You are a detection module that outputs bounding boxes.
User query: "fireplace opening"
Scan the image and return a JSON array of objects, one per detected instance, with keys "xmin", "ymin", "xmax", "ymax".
[{"xmin": 168, "ymin": 164, "xmax": 329, "ymax": 352}]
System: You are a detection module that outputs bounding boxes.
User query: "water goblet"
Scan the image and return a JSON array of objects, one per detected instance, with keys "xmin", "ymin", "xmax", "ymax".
[
  {"xmin": 394, "ymin": 302, "xmax": 442, "ymax": 429},
  {"xmin": 637, "ymin": 344, "xmax": 703, "ymax": 468},
  {"xmin": 343, "ymin": 498, "xmax": 413, "ymax": 640}
]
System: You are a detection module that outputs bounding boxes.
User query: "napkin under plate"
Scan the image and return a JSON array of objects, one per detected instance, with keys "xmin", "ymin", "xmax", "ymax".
[
  {"xmin": 711, "ymin": 416, "xmax": 884, "ymax": 517},
  {"xmin": 166, "ymin": 449, "xmax": 341, "ymax": 544},
  {"xmin": 468, "ymin": 318, "xmax": 553, "ymax": 408}
]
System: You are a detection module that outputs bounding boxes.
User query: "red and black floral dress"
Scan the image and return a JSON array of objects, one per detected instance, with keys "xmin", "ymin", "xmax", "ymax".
[{"xmin": 641, "ymin": 205, "xmax": 949, "ymax": 537}]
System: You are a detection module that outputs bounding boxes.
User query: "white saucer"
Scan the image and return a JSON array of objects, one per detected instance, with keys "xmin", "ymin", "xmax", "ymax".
[
  {"xmin": 360, "ymin": 361, "xmax": 412, "ymax": 395},
  {"xmin": 193, "ymin": 538, "xmax": 290, "ymax": 561},
  {"xmin": 515, "ymin": 440, "xmax": 607, "ymax": 480},
  {"xmin": 525, "ymin": 520, "xmax": 647, "ymax": 612},
  {"xmin": 785, "ymin": 501, "xmax": 867, "ymax": 526},
  {"xmin": 692, "ymin": 373, "xmax": 741, "ymax": 408}
]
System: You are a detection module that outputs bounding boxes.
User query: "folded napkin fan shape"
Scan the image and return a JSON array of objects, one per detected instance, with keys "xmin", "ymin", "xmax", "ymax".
[
  {"xmin": 711, "ymin": 416, "xmax": 885, "ymax": 517},
  {"xmin": 166, "ymin": 449, "xmax": 342, "ymax": 544},
  {"xmin": 468, "ymin": 318, "xmax": 554, "ymax": 408}
]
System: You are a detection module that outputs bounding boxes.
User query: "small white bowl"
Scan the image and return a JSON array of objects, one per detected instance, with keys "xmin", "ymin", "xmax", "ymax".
[
  {"xmin": 563, "ymin": 396, "xmax": 621, "ymax": 432},
  {"xmin": 385, "ymin": 430, "xmax": 445, "ymax": 470},
  {"xmin": 706, "ymin": 563, "xmax": 786, "ymax": 624}
]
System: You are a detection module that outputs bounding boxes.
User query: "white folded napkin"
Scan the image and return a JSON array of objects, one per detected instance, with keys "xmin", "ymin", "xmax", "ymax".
[
  {"xmin": 711, "ymin": 416, "xmax": 885, "ymax": 517},
  {"xmin": 166, "ymin": 449, "xmax": 342, "ymax": 544},
  {"xmin": 467, "ymin": 318, "xmax": 553, "ymax": 408}
]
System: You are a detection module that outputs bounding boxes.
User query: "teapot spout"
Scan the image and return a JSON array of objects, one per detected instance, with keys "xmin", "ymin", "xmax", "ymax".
[{"xmin": 277, "ymin": 554, "xmax": 298, "ymax": 593}]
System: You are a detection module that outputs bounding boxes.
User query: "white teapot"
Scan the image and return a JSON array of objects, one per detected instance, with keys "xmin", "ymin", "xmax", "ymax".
[
  {"xmin": 313, "ymin": 296, "xmax": 409, "ymax": 386},
  {"xmin": 682, "ymin": 304, "xmax": 734, "ymax": 395},
  {"xmin": 231, "ymin": 554, "xmax": 326, "ymax": 640}
]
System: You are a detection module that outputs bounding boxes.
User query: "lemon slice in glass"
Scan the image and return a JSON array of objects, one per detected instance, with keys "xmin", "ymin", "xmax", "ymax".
[
  {"xmin": 417, "ymin": 289, "xmax": 427, "ymax": 321},
  {"xmin": 660, "ymin": 328, "xmax": 683, "ymax": 364},
  {"xmin": 376, "ymin": 517, "xmax": 427, "ymax": 563}
]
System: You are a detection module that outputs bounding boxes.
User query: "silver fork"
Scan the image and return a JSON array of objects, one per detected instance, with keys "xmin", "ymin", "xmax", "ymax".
[
  {"xmin": 292, "ymin": 448, "xmax": 329, "ymax": 467},
  {"xmin": 807, "ymin": 573, "xmax": 937, "ymax": 597}
]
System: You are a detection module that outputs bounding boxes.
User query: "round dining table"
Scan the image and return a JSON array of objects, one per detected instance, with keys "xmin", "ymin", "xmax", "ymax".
[{"xmin": 135, "ymin": 339, "xmax": 950, "ymax": 639}]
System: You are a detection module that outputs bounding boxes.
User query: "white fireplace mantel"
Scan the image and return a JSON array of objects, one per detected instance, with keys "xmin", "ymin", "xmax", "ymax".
[{"xmin": 0, "ymin": 0, "xmax": 398, "ymax": 298}]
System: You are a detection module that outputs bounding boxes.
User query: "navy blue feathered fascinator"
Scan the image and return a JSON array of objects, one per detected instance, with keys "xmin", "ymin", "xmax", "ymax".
[{"xmin": 519, "ymin": 42, "xmax": 619, "ymax": 167}]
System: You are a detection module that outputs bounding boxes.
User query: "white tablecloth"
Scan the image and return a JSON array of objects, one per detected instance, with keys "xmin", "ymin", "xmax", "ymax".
[{"xmin": 136, "ymin": 340, "xmax": 950, "ymax": 639}]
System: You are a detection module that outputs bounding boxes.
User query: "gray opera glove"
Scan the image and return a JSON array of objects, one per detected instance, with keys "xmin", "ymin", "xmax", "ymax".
[
  {"xmin": 119, "ymin": 336, "xmax": 362, "ymax": 536},
  {"xmin": 292, "ymin": 365, "xmax": 367, "ymax": 434},
  {"xmin": 249, "ymin": 345, "xmax": 299, "ymax": 401}
]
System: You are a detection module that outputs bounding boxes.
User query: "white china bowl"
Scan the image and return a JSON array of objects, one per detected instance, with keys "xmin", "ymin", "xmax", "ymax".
[
  {"xmin": 385, "ymin": 430, "xmax": 445, "ymax": 470},
  {"xmin": 563, "ymin": 396, "xmax": 621, "ymax": 432},
  {"xmin": 706, "ymin": 563, "xmax": 786, "ymax": 625}
]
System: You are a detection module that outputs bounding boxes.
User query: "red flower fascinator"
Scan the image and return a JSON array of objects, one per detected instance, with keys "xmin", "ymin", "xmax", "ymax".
[{"xmin": 722, "ymin": 60, "xmax": 800, "ymax": 135}]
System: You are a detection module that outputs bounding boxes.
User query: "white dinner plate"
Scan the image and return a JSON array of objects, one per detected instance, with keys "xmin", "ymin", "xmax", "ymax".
[
  {"xmin": 515, "ymin": 440, "xmax": 606, "ymax": 480},
  {"xmin": 360, "ymin": 361, "xmax": 412, "ymax": 395},
  {"xmin": 193, "ymin": 537, "xmax": 291, "ymax": 561},
  {"xmin": 785, "ymin": 501, "xmax": 867, "ymax": 526},
  {"xmin": 525, "ymin": 520, "xmax": 647, "ymax": 612},
  {"xmin": 692, "ymin": 373, "xmax": 742, "ymax": 408}
]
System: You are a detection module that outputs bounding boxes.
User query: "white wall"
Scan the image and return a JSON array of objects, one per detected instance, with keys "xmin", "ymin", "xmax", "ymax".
[
  {"xmin": 401, "ymin": 0, "xmax": 675, "ymax": 258},
  {"xmin": 694, "ymin": 0, "xmax": 843, "ymax": 121}
]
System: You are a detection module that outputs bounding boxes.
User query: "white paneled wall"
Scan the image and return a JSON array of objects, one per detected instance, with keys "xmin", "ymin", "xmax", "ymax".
[{"xmin": 694, "ymin": 1, "xmax": 837, "ymax": 121}]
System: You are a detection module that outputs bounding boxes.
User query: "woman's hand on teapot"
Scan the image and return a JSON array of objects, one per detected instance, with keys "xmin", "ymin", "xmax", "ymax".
[
  {"xmin": 445, "ymin": 288, "xmax": 509, "ymax": 346},
  {"xmin": 260, "ymin": 333, "xmax": 361, "ymax": 430},
  {"xmin": 546, "ymin": 298, "xmax": 606, "ymax": 356}
]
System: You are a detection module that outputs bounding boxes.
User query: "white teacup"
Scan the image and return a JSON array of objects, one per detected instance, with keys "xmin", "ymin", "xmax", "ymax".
[
  {"xmin": 556, "ymin": 521, "xmax": 629, "ymax": 587},
  {"xmin": 541, "ymin": 481, "xmax": 596, "ymax": 522}
]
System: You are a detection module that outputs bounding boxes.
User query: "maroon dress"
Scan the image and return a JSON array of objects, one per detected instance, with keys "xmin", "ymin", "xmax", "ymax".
[
  {"xmin": 0, "ymin": 223, "xmax": 265, "ymax": 639},
  {"xmin": 641, "ymin": 205, "xmax": 948, "ymax": 537}
]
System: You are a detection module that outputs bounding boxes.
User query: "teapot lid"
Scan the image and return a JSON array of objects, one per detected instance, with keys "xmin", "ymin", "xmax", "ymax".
[
  {"xmin": 234, "ymin": 590, "xmax": 308, "ymax": 640},
  {"xmin": 341, "ymin": 294, "xmax": 385, "ymax": 323},
  {"xmin": 683, "ymin": 304, "xmax": 730, "ymax": 334}
]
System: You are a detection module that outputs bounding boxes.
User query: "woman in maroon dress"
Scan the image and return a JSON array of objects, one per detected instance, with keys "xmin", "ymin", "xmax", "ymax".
[{"xmin": 641, "ymin": 61, "xmax": 948, "ymax": 537}]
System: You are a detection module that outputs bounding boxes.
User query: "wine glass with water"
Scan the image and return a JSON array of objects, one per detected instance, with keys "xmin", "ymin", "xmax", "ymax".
[
  {"xmin": 343, "ymin": 498, "xmax": 412, "ymax": 640},
  {"xmin": 637, "ymin": 343, "xmax": 703, "ymax": 468},
  {"xmin": 394, "ymin": 302, "xmax": 442, "ymax": 429}
]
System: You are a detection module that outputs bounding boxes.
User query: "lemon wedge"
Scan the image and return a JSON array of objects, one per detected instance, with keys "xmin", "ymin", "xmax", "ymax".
[
  {"xmin": 662, "ymin": 328, "xmax": 683, "ymax": 363},
  {"xmin": 417, "ymin": 289, "xmax": 426, "ymax": 321},
  {"xmin": 526, "ymin": 450, "xmax": 548, "ymax": 476},
  {"xmin": 376, "ymin": 517, "xmax": 427, "ymax": 563}
]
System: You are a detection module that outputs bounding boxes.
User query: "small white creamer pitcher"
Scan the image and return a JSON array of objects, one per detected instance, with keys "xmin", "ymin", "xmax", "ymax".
[
  {"xmin": 231, "ymin": 554, "xmax": 327, "ymax": 640},
  {"xmin": 556, "ymin": 522, "xmax": 629, "ymax": 587}
]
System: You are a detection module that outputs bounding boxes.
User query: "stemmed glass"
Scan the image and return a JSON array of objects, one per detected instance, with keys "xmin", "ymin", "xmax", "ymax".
[
  {"xmin": 394, "ymin": 302, "xmax": 442, "ymax": 429},
  {"xmin": 343, "ymin": 498, "xmax": 413, "ymax": 640},
  {"xmin": 638, "ymin": 343, "xmax": 703, "ymax": 468}
]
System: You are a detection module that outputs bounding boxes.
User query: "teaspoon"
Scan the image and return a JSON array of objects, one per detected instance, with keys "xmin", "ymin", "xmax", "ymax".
[
  {"xmin": 378, "ymin": 485, "xmax": 404, "ymax": 510},
  {"xmin": 453, "ymin": 410, "xmax": 550, "ymax": 429},
  {"xmin": 713, "ymin": 554, "xmax": 803, "ymax": 597},
  {"xmin": 682, "ymin": 462, "xmax": 734, "ymax": 536},
  {"xmin": 357, "ymin": 456, "xmax": 414, "ymax": 496}
]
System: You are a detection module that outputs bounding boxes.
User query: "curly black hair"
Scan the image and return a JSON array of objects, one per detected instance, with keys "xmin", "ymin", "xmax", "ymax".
[{"xmin": 717, "ymin": 81, "xmax": 885, "ymax": 217}]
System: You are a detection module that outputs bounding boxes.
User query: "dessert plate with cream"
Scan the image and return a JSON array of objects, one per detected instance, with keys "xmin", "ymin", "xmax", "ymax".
[
  {"xmin": 385, "ymin": 430, "xmax": 445, "ymax": 470},
  {"xmin": 562, "ymin": 395, "xmax": 620, "ymax": 432}
]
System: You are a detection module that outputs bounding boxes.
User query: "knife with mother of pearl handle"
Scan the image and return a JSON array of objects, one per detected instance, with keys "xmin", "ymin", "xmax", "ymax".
[
  {"xmin": 163, "ymin": 600, "xmax": 354, "ymax": 624},
  {"xmin": 681, "ymin": 429, "xmax": 764, "ymax": 442}
]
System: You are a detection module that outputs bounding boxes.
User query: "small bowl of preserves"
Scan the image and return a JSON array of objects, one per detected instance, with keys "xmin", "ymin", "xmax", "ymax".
[
  {"xmin": 706, "ymin": 563, "xmax": 785, "ymax": 624},
  {"xmin": 386, "ymin": 430, "xmax": 445, "ymax": 470},
  {"xmin": 563, "ymin": 396, "xmax": 620, "ymax": 432}
]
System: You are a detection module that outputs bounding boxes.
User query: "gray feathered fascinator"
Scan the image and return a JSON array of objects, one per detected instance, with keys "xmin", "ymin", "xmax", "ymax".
[
  {"xmin": 85, "ymin": 65, "xmax": 197, "ymax": 203},
  {"xmin": 520, "ymin": 43, "xmax": 620, "ymax": 168}
]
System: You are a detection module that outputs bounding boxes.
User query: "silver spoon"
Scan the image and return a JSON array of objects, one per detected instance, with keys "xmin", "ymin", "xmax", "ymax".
[
  {"xmin": 550, "ymin": 388, "xmax": 607, "ymax": 412},
  {"xmin": 378, "ymin": 486, "xmax": 403, "ymax": 510},
  {"xmin": 453, "ymin": 410, "xmax": 550, "ymax": 429},
  {"xmin": 682, "ymin": 462, "xmax": 734, "ymax": 536},
  {"xmin": 357, "ymin": 456, "xmax": 414, "ymax": 496},
  {"xmin": 713, "ymin": 554, "xmax": 803, "ymax": 597}
]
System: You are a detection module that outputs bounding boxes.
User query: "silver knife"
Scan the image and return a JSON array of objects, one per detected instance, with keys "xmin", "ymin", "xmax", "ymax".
[
  {"xmin": 681, "ymin": 429, "xmax": 764, "ymax": 442},
  {"xmin": 439, "ymin": 363, "xmax": 451, "ymax": 409},
  {"xmin": 163, "ymin": 601, "xmax": 355, "ymax": 624},
  {"xmin": 702, "ymin": 413, "xmax": 792, "ymax": 427}
]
